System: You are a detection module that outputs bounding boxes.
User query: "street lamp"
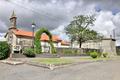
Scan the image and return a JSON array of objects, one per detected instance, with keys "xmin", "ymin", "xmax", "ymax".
[{"xmin": 32, "ymin": 22, "xmax": 36, "ymax": 49}]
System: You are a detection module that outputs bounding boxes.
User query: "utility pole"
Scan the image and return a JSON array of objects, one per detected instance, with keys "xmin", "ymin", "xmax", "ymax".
[{"xmin": 113, "ymin": 29, "xmax": 116, "ymax": 39}]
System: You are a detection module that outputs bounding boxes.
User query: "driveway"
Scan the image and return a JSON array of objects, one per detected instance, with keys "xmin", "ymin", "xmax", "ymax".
[{"xmin": 0, "ymin": 60, "xmax": 120, "ymax": 80}]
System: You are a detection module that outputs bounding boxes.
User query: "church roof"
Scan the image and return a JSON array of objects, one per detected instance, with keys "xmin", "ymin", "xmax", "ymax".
[
  {"xmin": 61, "ymin": 40, "xmax": 70, "ymax": 45},
  {"xmin": 12, "ymin": 29, "xmax": 62, "ymax": 42},
  {"xmin": 12, "ymin": 29, "xmax": 32, "ymax": 37}
]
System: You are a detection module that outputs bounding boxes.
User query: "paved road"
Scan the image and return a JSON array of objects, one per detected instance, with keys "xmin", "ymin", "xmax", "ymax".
[{"xmin": 0, "ymin": 60, "xmax": 120, "ymax": 80}]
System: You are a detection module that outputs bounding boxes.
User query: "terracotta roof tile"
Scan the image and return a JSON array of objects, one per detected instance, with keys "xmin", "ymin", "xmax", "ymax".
[
  {"xmin": 12, "ymin": 29, "xmax": 33, "ymax": 37},
  {"xmin": 61, "ymin": 40, "xmax": 70, "ymax": 45},
  {"xmin": 12, "ymin": 29, "xmax": 61, "ymax": 42}
]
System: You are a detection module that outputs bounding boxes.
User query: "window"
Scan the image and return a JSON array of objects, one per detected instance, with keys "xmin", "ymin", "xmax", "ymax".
[
  {"xmin": 8, "ymin": 34, "xmax": 13, "ymax": 44},
  {"xmin": 16, "ymin": 38, "xmax": 20, "ymax": 45}
]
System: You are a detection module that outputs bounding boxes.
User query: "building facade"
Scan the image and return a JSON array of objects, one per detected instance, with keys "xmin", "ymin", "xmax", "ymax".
[
  {"xmin": 71, "ymin": 39, "xmax": 116, "ymax": 56},
  {"xmin": 5, "ymin": 11, "xmax": 70, "ymax": 53}
]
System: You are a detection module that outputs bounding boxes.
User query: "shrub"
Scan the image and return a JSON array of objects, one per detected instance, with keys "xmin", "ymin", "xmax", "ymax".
[
  {"xmin": 74, "ymin": 49, "xmax": 78, "ymax": 54},
  {"xmin": 103, "ymin": 53, "xmax": 108, "ymax": 58},
  {"xmin": 97, "ymin": 52, "xmax": 102, "ymax": 57},
  {"xmin": 34, "ymin": 39, "xmax": 42, "ymax": 54},
  {"xmin": 49, "ymin": 41, "xmax": 56, "ymax": 54},
  {"xmin": 0, "ymin": 41, "xmax": 10, "ymax": 60},
  {"xmin": 62, "ymin": 49, "xmax": 82, "ymax": 56},
  {"xmin": 63, "ymin": 49, "xmax": 73, "ymax": 54},
  {"xmin": 90, "ymin": 51, "xmax": 98, "ymax": 58},
  {"xmin": 86, "ymin": 51, "xmax": 91, "ymax": 55},
  {"xmin": 23, "ymin": 48, "xmax": 35, "ymax": 57}
]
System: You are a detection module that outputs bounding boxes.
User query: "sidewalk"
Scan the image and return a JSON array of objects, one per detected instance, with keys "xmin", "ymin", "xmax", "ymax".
[{"xmin": 0, "ymin": 59, "xmax": 24, "ymax": 65}]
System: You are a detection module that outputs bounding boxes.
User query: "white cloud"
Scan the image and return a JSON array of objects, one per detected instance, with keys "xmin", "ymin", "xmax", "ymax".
[
  {"xmin": 0, "ymin": 33, "xmax": 6, "ymax": 41},
  {"xmin": 0, "ymin": 20, "xmax": 8, "ymax": 32},
  {"xmin": 90, "ymin": 11, "xmax": 120, "ymax": 45},
  {"xmin": 51, "ymin": 24, "xmax": 69, "ymax": 40},
  {"xmin": 92, "ymin": 11, "xmax": 116, "ymax": 37},
  {"xmin": 1, "ymin": 0, "xmax": 120, "ymax": 45},
  {"xmin": 0, "ymin": 33, "xmax": 5, "ymax": 37},
  {"xmin": 64, "ymin": 1, "xmax": 77, "ymax": 13},
  {"xmin": 52, "ymin": 10, "xmax": 120, "ymax": 44}
]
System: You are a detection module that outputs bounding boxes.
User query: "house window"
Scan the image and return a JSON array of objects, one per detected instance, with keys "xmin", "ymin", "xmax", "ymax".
[
  {"xmin": 16, "ymin": 38, "xmax": 20, "ymax": 45},
  {"xmin": 8, "ymin": 34, "xmax": 13, "ymax": 44}
]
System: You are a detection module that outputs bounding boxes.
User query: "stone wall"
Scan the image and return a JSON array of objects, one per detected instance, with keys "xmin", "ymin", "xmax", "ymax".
[
  {"xmin": 101, "ymin": 38, "xmax": 116, "ymax": 57},
  {"xmin": 72, "ymin": 38, "xmax": 117, "ymax": 57},
  {"xmin": 56, "ymin": 47, "xmax": 100, "ymax": 56}
]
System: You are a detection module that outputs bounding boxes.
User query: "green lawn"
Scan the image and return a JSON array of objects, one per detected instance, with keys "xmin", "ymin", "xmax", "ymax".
[
  {"xmin": 79, "ymin": 57, "xmax": 110, "ymax": 61},
  {"xmin": 32, "ymin": 58, "xmax": 74, "ymax": 65},
  {"xmin": 31, "ymin": 57, "xmax": 110, "ymax": 65}
]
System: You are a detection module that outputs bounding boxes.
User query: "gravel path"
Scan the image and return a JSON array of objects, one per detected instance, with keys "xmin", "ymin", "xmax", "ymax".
[{"xmin": 0, "ymin": 60, "xmax": 120, "ymax": 80}]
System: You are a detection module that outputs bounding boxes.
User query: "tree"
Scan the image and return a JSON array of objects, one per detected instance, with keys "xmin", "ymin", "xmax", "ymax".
[
  {"xmin": 65, "ymin": 15, "xmax": 102, "ymax": 48},
  {"xmin": 0, "ymin": 41, "xmax": 10, "ymax": 60},
  {"xmin": 35, "ymin": 28, "xmax": 56, "ymax": 54}
]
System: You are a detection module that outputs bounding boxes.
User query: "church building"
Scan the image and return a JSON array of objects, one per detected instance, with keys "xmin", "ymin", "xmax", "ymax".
[{"xmin": 5, "ymin": 11, "xmax": 70, "ymax": 53}]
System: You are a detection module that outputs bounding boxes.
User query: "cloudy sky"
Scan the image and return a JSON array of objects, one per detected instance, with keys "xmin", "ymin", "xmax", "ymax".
[{"xmin": 0, "ymin": 0, "xmax": 120, "ymax": 45}]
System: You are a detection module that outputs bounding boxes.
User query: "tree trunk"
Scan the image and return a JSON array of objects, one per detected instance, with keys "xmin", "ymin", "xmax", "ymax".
[
  {"xmin": 79, "ymin": 41, "xmax": 83, "ymax": 54},
  {"xmin": 79, "ymin": 42, "xmax": 82, "ymax": 48},
  {"xmin": 79, "ymin": 39, "xmax": 82, "ymax": 48}
]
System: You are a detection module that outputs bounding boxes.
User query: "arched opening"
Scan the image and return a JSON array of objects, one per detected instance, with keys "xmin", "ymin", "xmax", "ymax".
[{"xmin": 34, "ymin": 28, "xmax": 56, "ymax": 54}]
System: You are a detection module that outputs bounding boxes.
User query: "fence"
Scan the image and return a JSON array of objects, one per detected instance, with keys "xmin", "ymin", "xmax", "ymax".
[
  {"xmin": 116, "ymin": 47, "xmax": 120, "ymax": 55},
  {"xmin": 56, "ymin": 47, "xmax": 100, "ymax": 56}
]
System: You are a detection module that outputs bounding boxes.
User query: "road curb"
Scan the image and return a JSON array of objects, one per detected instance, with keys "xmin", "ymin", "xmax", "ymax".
[
  {"xmin": 24, "ymin": 60, "xmax": 111, "ymax": 70},
  {"xmin": 0, "ymin": 60, "xmax": 24, "ymax": 65}
]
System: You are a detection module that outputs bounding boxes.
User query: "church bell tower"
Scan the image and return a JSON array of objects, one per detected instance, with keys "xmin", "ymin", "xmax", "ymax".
[{"xmin": 9, "ymin": 11, "xmax": 17, "ymax": 30}]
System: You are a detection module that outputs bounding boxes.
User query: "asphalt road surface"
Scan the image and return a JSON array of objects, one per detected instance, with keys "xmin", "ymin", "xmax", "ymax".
[{"xmin": 0, "ymin": 60, "xmax": 120, "ymax": 80}]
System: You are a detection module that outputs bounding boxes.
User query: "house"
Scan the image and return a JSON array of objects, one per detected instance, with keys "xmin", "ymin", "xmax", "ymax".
[
  {"xmin": 5, "ymin": 11, "xmax": 69, "ymax": 53},
  {"xmin": 72, "ymin": 39, "xmax": 117, "ymax": 57}
]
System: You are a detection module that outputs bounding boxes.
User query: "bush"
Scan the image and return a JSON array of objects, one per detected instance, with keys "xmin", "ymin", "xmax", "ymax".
[
  {"xmin": 0, "ymin": 41, "xmax": 10, "ymax": 60},
  {"xmin": 23, "ymin": 48, "xmax": 35, "ymax": 57},
  {"xmin": 34, "ymin": 39, "xmax": 42, "ymax": 54},
  {"xmin": 103, "ymin": 53, "xmax": 108, "ymax": 58},
  {"xmin": 90, "ymin": 51, "xmax": 98, "ymax": 58},
  {"xmin": 97, "ymin": 52, "xmax": 102, "ymax": 57},
  {"xmin": 74, "ymin": 49, "xmax": 78, "ymax": 54},
  {"xmin": 49, "ymin": 41, "xmax": 56, "ymax": 54},
  {"xmin": 86, "ymin": 51, "xmax": 91, "ymax": 55},
  {"xmin": 63, "ymin": 49, "xmax": 73, "ymax": 54},
  {"xmin": 62, "ymin": 49, "xmax": 82, "ymax": 56}
]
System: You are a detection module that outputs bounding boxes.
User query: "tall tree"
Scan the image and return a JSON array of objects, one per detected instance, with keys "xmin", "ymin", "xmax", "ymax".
[{"xmin": 65, "ymin": 15, "xmax": 102, "ymax": 48}]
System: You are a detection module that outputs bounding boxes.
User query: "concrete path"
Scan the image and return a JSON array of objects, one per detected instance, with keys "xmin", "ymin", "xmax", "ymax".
[{"xmin": 0, "ymin": 60, "xmax": 120, "ymax": 80}]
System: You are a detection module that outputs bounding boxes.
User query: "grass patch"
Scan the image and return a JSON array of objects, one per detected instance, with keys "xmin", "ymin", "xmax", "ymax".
[
  {"xmin": 79, "ymin": 57, "xmax": 110, "ymax": 61},
  {"xmin": 31, "ymin": 57, "xmax": 110, "ymax": 65},
  {"xmin": 32, "ymin": 58, "xmax": 74, "ymax": 65}
]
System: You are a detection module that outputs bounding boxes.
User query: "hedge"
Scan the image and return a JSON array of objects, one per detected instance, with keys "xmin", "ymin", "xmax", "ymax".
[
  {"xmin": 35, "ymin": 28, "xmax": 56, "ymax": 54},
  {"xmin": 0, "ymin": 41, "xmax": 10, "ymax": 60},
  {"xmin": 23, "ymin": 48, "xmax": 35, "ymax": 57}
]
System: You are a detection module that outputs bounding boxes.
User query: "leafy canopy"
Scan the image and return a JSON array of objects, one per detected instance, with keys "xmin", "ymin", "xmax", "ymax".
[
  {"xmin": 65, "ymin": 15, "xmax": 102, "ymax": 48},
  {"xmin": 35, "ymin": 27, "xmax": 56, "ymax": 54}
]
